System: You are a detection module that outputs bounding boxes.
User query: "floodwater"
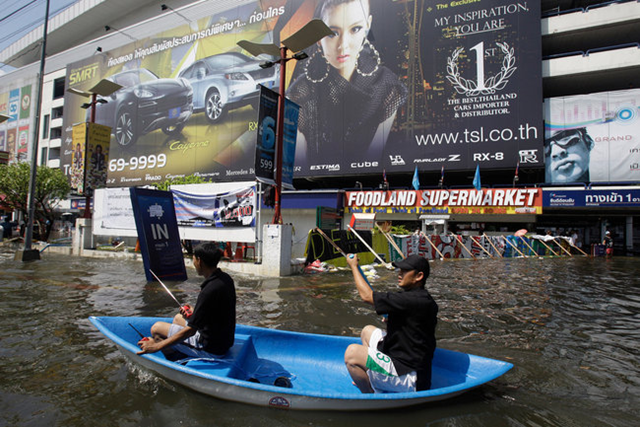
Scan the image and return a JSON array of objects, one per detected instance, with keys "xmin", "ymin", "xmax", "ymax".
[{"xmin": 1, "ymin": 248, "xmax": 638, "ymax": 427}]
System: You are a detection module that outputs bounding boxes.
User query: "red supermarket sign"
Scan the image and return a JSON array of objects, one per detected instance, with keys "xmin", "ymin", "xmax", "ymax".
[{"xmin": 345, "ymin": 188, "xmax": 542, "ymax": 215}]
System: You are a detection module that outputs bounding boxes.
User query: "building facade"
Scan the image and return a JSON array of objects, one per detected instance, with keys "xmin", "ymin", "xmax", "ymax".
[{"xmin": 0, "ymin": 0, "xmax": 639, "ymax": 255}]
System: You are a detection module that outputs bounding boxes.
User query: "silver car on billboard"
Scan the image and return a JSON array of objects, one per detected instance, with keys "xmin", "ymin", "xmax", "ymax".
[{"xmin": 178, "ymin": 52, "xmax": 280, "ymax": 123}]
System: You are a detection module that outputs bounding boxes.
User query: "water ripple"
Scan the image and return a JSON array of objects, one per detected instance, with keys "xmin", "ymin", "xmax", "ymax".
[{"xmin": 0, "ymin": 249, "xmax": 639, "ymax": 426}]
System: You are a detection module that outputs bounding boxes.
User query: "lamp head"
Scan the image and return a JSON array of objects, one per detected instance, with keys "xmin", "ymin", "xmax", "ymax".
[
  {"xmin": 292, "ymin": 51, "xmax": 309, "ymax": 61},
  {"xmin": 67, "ymin": 87, "xmax": 92, "ymax": 97}
]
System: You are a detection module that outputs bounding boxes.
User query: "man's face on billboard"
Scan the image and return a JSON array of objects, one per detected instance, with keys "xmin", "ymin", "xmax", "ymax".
[{"xmin": 545, "ymin": 130, "xmax": 591, "ymax": 183}]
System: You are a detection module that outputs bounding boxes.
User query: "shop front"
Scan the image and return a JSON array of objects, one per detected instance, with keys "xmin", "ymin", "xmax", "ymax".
[
  {"xmin": 344, "ymin": 187, "xmax": 542, "ymax": 235},
  {"xmin": 539, "ymin": 186, "xmax": 640, "ymax": 256}
]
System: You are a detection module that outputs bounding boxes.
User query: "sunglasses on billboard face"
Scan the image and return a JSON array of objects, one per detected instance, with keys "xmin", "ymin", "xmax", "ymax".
[{"xmin": 545, "ymin": 131, "xmax": 589, "ymax": 157}]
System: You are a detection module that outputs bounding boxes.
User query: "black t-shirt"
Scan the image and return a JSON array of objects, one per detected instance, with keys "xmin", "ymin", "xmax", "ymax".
[
  {"xmin": 373, "ymin": 287, "xmax": 438, "ymax": 390},
  {"xmin": 187, "ymin": 269, "xmax": 236, "ymax": 355}
]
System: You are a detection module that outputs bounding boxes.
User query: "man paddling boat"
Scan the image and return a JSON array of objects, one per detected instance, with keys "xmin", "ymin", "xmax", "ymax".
[
  {"xmin": 344, "ymin": 254, "xmax": 438, "ymax": 393},
  {"xmin": 137, "ymin": 243, "xmax": 236, "ymax": 358}
]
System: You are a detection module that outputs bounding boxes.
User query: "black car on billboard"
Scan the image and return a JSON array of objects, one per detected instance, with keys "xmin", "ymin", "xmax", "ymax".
[
  {"xmin": 93, "ymin": 68, "xmax": 193, "ymax": 146},
  {"xmin": 178, "ymin": 52, "xmax": 279, "ymax": 123}
]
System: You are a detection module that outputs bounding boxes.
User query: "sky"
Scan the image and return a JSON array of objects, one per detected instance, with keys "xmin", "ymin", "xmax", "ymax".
[{"xmin": 0, "ymin": 0, "xmax": 78, "ymax": 74}]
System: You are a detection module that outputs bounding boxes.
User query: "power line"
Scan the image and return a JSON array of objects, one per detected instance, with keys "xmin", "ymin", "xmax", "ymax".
[
  {"xmin": 0, "ymin": 1, "xmax": 18, "ymax": 11},
  {"xmin": 0, "ymin": 0, "xmax": 79, "ymax": 46},
  {"xmin": 0, "ymin": 15, "xmax": 43, "ymax": 44},
  {"xmin": 0, "ymin": 0, "xmax": 43, "ymax": 44},
  {"xmin": 0, "ymin": 0, "xmax": 38, "ymax": 24}
]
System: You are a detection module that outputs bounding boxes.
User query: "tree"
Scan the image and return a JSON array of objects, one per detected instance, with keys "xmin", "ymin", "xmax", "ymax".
[
  {"xmin": 0, "ymin": 162, "xmax": 71, "ymax": 241},
  {"xmin": 152, "ymin": 174, "xmax": 207, "ymax": 191}
]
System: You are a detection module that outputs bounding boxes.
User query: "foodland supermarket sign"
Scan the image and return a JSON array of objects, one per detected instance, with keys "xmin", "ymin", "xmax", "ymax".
[{"xmin": 346, "ymin": 188, "xmax": 542, "ymax": 215}]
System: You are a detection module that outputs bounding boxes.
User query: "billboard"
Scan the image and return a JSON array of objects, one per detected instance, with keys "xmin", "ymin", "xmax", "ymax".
[
  {"xmin": 0, "ymin": 81, "xmax": 34, "ymax": 163},
  {"xmin": 85, "ymin": 123, "xmax": 111, "ymax": 193},
  {"xmin": 93, "ymin": 182, "xmax": 258, "ymax": 242},
  {"xmin": 69, "ymin": 122, "xmax": 111, "ymax": 195},
  {"xmin": 172, "ymin": 185, "xmax": 257, "ymax": 228},
  {"xmin": 291, "ymin": 0, "xmax": 542, "ymax": 176},
  {"xmin": 544, "ymin": 88, "xmax": 640, "ymax": 184},
  {"xmin": 255, "ymin": 85, "xmax": 299, "ymax": 189},
  {"xmin": 61, "ymin": 0, "xmax": 542, "ymax": 186},
  {"xmin": 69, "ymin": 123, "xmax": 87, "ymax": 193}
]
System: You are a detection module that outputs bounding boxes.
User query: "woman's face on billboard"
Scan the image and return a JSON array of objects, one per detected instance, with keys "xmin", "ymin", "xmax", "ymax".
[{"xmin": 319, "ymin": 0, "xmax": 371, "ymax": 80}]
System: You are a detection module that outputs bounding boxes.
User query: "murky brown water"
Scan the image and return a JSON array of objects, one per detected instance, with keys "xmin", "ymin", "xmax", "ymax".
[{"xmin": 1, "ymin": 248, "xmax": 638, "ymax": 426}]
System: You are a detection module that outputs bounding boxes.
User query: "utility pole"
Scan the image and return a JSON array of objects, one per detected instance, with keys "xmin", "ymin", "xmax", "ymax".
[{"xmin": 17, "ymin": 0, "xmax": 51, "ymax": 262}]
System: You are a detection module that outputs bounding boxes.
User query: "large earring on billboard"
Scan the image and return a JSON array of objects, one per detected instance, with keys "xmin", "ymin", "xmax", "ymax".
[
  {"xmin": 305, "ymin": 49, "xmax": 330, "ymax": 83},
  {"xmin": 356, "ymin": 39, "xmax": 380, "ymax": 77}
]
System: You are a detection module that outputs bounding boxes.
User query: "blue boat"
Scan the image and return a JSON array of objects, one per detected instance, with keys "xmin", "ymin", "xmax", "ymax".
[{"xmin": 89, "ymin": 316, "xmax": 513, "ymax": 410}]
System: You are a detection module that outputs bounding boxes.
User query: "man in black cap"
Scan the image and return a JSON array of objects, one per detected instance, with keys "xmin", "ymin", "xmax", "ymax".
[{"xmin": 344, "ymin": 254, "xmax": 438, "ymax": 393}]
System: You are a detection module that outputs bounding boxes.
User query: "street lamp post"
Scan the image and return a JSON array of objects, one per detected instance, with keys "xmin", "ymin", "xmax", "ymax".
[{"xmin": 238, "ymin": 20, "xmax": 333, "ymax": 225}]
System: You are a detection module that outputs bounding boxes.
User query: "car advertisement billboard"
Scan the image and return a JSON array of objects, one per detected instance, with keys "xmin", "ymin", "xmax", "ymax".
[
  {"xmin": 61, "ymin": 0, "xmax": 542, "ymax": 186},
  {"xmin": 544, "ymin": 88, "xmax": 640, "ymax": 184}
]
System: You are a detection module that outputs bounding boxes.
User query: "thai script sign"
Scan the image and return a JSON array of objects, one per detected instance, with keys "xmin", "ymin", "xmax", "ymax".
[{"xmin": 544, "ymin": 188, "xmax": 640, "ymax": 208}]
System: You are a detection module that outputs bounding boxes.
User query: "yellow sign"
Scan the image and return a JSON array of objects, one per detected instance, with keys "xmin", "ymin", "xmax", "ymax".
[
  {"xmin": 70, "ymin": 122, "xmax": 111, "ymax": 195},
  {"xmin": 85, "ymin": 122, "xmax": 111, "ymax": 194},
  {"xmin": 70, "ymin": 123, "xmax": 87, "ymax": 194}
]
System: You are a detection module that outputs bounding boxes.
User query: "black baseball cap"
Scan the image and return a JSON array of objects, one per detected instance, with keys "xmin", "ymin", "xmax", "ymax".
[{"xmin": 392, "ymin": 255, "xmax": 430, "ymax": 279}]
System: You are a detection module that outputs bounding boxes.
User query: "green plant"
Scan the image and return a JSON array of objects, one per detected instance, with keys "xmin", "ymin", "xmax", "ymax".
[
  {"xmin": 390, "ymin": 224, "xmax": 411, "ymax": 235},
  {"xmin": 152, "ymin": 174, "xmax": 207, "ymax": 191}
]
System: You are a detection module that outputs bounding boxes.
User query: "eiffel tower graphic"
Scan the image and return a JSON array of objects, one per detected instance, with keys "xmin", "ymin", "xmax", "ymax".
[{"xmin": 398, "ymin": 0, "xmax": 432, "ymax": 137}]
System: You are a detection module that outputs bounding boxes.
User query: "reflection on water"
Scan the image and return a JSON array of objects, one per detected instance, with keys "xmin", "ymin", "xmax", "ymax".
[{"xmin": 1, "ymin": 248, "xmax": 639, "ymax": 426}]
